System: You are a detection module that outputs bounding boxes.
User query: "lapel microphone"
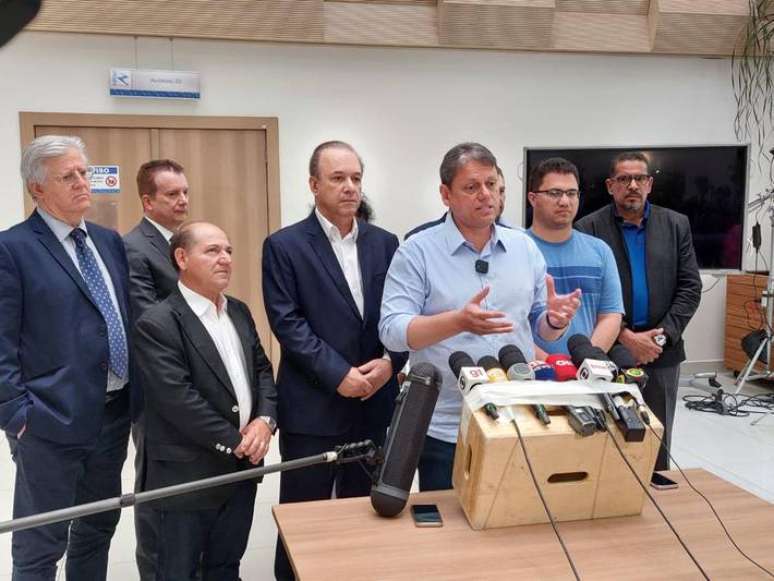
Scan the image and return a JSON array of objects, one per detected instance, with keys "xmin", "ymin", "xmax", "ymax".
[{"xmin": 475, "ymin": 259, "xmax": 489, "ymax": 274}]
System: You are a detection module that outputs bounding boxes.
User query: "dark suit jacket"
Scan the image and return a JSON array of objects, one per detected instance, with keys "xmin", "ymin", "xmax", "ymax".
[
  {"xmin": 262, "ymin": 212, "xmax": 407, "ymax": 437},
  {"xmin": 0, "ymin": 210, "xmax": 132, "ymax": 443},
  {"xmin": 133, "ymin": 289, "xmax": 278, "ymax": 510},
  {"xmin": 575, "ymin": 203, "xmax": 702, "ymax": 367},
  {"xmin": 123, "ymin": 217, "xmax": 178, "ymax": 320}
]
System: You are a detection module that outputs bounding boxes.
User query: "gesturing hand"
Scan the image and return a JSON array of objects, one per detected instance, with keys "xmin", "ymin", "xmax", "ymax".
[
  {"xmin": 545, "ymin": 274, "xmax": 582, "ymax": 329},
  {"xmin": 457, "ymin": 286, "xmax": 513, "ymax": 335}
]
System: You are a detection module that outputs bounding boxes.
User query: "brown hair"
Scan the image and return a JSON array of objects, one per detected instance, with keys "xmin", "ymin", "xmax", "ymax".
[{"xmin": 136, "ymin": 159, "xmax": 184, "ymax": 198}]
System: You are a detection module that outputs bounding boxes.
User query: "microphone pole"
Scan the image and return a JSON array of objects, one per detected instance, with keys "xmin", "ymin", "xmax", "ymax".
[{"xmin": 0, "ymin": 440, "xmax": 379, "ymax": 535}]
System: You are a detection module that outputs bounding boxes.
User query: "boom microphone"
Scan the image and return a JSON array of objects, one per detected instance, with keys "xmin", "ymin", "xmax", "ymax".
[{"xmin": 371, "ymin": 362, "xmax": 441, "ymax": 517}]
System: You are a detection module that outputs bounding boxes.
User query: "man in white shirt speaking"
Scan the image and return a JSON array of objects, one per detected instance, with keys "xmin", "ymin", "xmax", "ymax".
[{"xmin": 133, "ymin": 221, "xmax": 278, "ymax": 581}]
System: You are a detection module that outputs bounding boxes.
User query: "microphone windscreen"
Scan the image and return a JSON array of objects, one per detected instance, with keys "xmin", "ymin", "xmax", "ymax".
[
  {"xmin": 477, "ymin": 355, "xmax": 502, "ymax": 372},
  {"xmin": 529, "ymin": 360, "xmax": 556, "ymax": 381},
  {"xmin": 449, "ymin": 351, "xmax": 475, "ymax": 377},
  {"xmin": 608, "ymin": 344, "xmax": 637, "ymax": 370},
  {"xmin": 546, "ymin": 354, "xmax": 578, "ymax": 382},
  {"xmin": 567, "ymin": 334, "xmax": 609, "ymax": 366},
  {"xmin": 498, "ymin": 344, "xmax": 527, "ymax": 369},
  {"xmin": 371, "ymin": 362, "xmax": 441, "ymax": 517}
]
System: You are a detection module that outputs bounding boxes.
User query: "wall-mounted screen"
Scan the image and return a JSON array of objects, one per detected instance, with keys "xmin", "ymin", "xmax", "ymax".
[{"xmin": 523, "ymin": 145, "xmax": 749, "ymax": 270}]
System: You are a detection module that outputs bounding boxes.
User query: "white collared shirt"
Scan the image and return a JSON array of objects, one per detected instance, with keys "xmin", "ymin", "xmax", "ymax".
[
  {"xmin": 178, "ymin": 282, "xmax": 253, "ymax": 429},
  {"xmin": 144, "ymin": 216, "xmax": 174, "ymax": 242},
  {"xmin": 315, "ymin": 208, "xmax": 364, "ymax": 317},
  {"xmin": 37, "ymin": 206, "xmax": 127, "ymax": 391}
]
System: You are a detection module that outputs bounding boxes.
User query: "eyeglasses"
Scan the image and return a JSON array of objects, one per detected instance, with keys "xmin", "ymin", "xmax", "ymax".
[
  {"xmin": 611, "ymin": 174, "xmax": 651, "ymax": 186},
  {"xmin": 534, "ymin": 189, "xmax": 580, "ymax": 201},
  {"xmin": 51, "ymin": 168, "xmax": 90, "ymax": 186}
]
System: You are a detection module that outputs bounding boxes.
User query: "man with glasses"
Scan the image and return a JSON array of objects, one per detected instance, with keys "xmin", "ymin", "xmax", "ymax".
[
  {"xmin": 0, "ymin": 135, "xmax": 132, "ymax": 580},
  {"xmin": 380, "ymin": 143, "xmax": 582, "ymax": 491},
  {"xmin": 575, "ymin": 151, "xmax": 701, "ymax": 472},
  {"xmin": 527, "ymin": 157, "xmax": 624, "ymax": 356}
]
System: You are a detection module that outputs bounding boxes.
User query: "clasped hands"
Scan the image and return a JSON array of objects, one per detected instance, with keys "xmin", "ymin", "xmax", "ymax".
[
  {"xmin": 234, "ymin": 417, "xmax": 273, "ymax": 465},
  {"xmin": 336, "ymin": 358, "xmax": 393, "ymax": 401},
  {"xmin": 457, "ymin": 275, "xmax": 582, "ymax": 335}
]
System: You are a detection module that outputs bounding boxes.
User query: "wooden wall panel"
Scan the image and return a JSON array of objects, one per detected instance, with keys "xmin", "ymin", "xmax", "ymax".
[
  {"xmin": 324, "ymin": 2, "xmax": 438, "ymax": 46},
  {"xmin": 556, "ymin": 0, "xmax": 649, "ymax": 14},
  {"xmin": 439, "ymin": 0, "xmax": 555, "ymax": 50},
  {"xmin": 650, "ymin": 0, "xmax": 749, "ymax": 55},
  {"xmin": 24, "ymin": 0, "xmax": 757, "ymax": 57},
  {"xmin": 553, "ymin": 12, "xmax": 650, "ymax": 52},
  {"xmin": 29, "ymin": 0, "xmax": 325, "ymax": 43}
]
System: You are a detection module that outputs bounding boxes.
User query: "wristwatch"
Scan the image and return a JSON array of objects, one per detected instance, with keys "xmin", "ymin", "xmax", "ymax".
[{"xmin": 259, "ymin": 416, "xmax": 277, "ymax": 434}]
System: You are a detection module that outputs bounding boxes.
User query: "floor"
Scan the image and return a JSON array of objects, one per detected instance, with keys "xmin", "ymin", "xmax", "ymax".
[{"xmin": 1, "ymin": 372, "xmax": 772, "ymax": 580}]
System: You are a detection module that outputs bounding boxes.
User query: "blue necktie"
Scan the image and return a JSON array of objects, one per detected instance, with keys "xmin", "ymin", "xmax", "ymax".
[{"xmin": 70, "ymin": 228, "xmax": 128, "ymax": 380}]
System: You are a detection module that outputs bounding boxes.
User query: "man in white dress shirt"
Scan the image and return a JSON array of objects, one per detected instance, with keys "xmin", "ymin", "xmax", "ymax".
[{"xmin": 133, "ymin": 221, "xmax": 278, "ymax": 581}]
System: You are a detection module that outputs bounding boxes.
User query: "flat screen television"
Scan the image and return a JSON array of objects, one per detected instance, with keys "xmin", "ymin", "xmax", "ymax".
[{"xmin": 523, "ymin": 145, "xmax": 749, "ymax": 270}]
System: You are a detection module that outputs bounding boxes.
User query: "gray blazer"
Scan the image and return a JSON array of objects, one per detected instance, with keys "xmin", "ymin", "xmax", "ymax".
[
  {"xmin": 123, "ymin": 217, "xmax": 178, "ymax": 321},
  {"xmin": 575, "ymin": 203, "xmax": 702, "ymax": 367}
]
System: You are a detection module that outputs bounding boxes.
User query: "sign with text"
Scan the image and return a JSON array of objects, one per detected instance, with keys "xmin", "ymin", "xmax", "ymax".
[
  {"xmin": 109, "ymin": 68, "xmax": 201, "ymax": 100},
  {"xmin": 89, "ymin": 165, "xmax": 120, "ymax": 194}
]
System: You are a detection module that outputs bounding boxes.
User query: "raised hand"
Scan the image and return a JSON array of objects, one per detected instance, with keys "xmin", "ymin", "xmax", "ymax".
[
  {"xmin": 457, "ymin": 286, "xmax": 513, "ymax": 335},
  {"xmin": 545, "ymin": 274, "xmax": 582, "ymax": 329}
]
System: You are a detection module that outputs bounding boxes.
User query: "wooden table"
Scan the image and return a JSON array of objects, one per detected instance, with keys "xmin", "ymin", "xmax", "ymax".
[{"xmin": 273, "ymin": 469, "xmax": 774, "ymax": 580}]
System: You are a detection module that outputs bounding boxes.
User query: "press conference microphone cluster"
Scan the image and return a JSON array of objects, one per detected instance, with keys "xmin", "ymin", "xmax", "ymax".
[
  {"xmin": 567, "ymin": 335, "xmax": 647, "ymax": 442},
  {"xmin": 449, "ymin": 351, "xmax": 499, "ymax": 420}
]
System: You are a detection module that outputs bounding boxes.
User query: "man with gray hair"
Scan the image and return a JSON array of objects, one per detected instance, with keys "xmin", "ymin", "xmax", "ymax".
[
  {"xmin": 0, "ymin": 135, "xmax": 132, "ymax": 580},
  {"xmin": 380, "ymin": 142, "xmax": 582, "ymax": 491}
]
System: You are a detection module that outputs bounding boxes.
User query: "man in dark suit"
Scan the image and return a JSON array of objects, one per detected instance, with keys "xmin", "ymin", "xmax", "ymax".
[
  {"xmin": 262, "ymin": 141, "xmax": 407, "ymax": 581},
  {"xmin": 124, "ymin": 158, "xmax": 189, "ymax": 317},
  {"xmin": 0, "ymin": 135, "xmax": 132, "ymax": 580},
  {"xmin": 123, "ymin": 158, "xmax": 189, "ymax": 581},
  {"xmin": 575, "ymin": 151, "xmax": 702, "ymax": 472},
  {"xmin": 134, "ymin": 220, "xmax": 278, "ymax": 581}
]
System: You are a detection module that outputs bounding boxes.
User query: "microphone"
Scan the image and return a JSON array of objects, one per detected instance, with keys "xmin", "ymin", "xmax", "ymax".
[
  {"xmin": 475, "ymin": 259, "xmax": 489, "ymax": 274},
  {"xmin": 371, "ymin": 362, "xmax": 441, "ymax": 517},
  {"xmin": 545, "ymin": 354, "xmax": 577, "ymax": 382},
  {"xmin": 608, "ymin": 343, "xmax": 637, "ymax": 370},
  {"xmin": 528, "ymin": 360, "xmax": 556, "ymax": 381},
  {"xmin": 477, "ymin": 356, "xmax": 510, "ymax": 420},
  {"xmin": 498, "ymin": 345, "xmax": 550, "ymax": 425},
  {"xmin": 567, "ymin": 335, "xmax": 645, "ymax": 441},
  {"xmin": 448, "ymin": 352, "xmax": 498, "ymax": 420},
  {"xmin": 545, "ymin": 354, "xmax": 597, "ymax": 436}
]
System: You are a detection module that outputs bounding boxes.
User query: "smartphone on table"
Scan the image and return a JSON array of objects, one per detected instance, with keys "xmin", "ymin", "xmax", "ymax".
[{"xmin": 411, "ymin": 504, "xmax": 443, "ymax": 527}]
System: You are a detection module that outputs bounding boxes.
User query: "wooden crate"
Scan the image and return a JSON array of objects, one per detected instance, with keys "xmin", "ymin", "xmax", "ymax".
[
  {"xmin": 724, "ymin": 273, "xmax": 769, "ymax": 374},
  {"xmin": 452, "ymin": 398, "xmax": 662, "ymax": 530}
]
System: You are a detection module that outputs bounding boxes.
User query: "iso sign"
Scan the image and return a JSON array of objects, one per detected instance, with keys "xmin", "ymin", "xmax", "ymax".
[{"xmin": 90, "ymin": 165, "xmax": 121, "ymax": 194}]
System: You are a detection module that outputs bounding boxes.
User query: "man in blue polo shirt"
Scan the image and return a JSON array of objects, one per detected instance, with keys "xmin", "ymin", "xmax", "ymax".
[
  {"xmin": 379, "ymin": 143, "xmax": 582, "ymax": 491},
  {"xmin": 526, "ymin": 158, "xmax": 624, "ymax": 356}
]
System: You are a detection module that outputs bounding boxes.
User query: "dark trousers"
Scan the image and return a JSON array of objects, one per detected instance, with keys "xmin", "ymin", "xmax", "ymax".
[
  {"xmin": 274, "ymin": 427, "xmax": 385, "ymax": 581},
  {"xmin": 642, "ymin": 363, "xmax": 680, "ymax": 472},
  {"xmin": 155, "ymin": 479, "xmax": 256, "ymax": 581},
  {"xmin": 9, "ymin": 390, "xmax": 130, "ymax": 581},
  {"xmin": 132, "ymin": 416, "xmax": 160, "ymax": 581},
  {"xmin": 417, "ymin": 435, "xmax": 456, "ymax": 492}
]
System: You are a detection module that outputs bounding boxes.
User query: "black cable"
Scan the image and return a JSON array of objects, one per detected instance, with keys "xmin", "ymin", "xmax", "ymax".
[
  {"xmin": 507, "ymin": 410, "xmax": 581, "ymax": 581},
  {"xmin": 603, "ymin": 420, "xmax": 710, "ymax": 580},
  {"xmin": 646, "ymin": 424, "xmax": 774, "ymax": 578},
  {"xmin": 682, "ymin": 390, "xmax": 774, "ymax": 417}
]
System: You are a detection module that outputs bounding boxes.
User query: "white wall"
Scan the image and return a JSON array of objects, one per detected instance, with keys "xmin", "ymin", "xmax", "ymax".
[{"xmin": 1, "ymin": 31, "xmax": 768, "ymax": 364}]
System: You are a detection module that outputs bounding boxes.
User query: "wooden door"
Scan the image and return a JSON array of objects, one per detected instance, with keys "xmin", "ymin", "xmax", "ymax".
[{"xmin": 22, "ymin": 113, "xmax": 280, "ymax": 353}]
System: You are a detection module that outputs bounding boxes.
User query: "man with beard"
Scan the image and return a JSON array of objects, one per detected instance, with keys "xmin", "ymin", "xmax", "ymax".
[{"xmin": 575, "ymin": 151, "xmax": 701, "ymax": 472}]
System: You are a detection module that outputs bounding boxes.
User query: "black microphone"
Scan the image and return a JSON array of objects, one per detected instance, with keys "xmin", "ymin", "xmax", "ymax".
[
  {"xmin": 475, "ymin": 259, "xmax": 489, "ymax": 274},
  {"xmin": 371, "ymin": 362, "xmax": 441, "ymax": 517},
  {"xmin": 608, "ymin": 343, "xmax": 637, "ymax": 370},
  {"xmin": 567, "ymin": 334, "xmax": 611, "ymax": 368}
]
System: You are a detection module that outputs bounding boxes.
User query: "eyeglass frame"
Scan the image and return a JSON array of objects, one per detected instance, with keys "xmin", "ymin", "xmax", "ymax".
[
  {"xmin": 609, "ymin": 174, "xmax": 652, "ymax": 186},
  {"xmin": 532, "ymin": 188, "xmax": 581, "ymax": 201}
]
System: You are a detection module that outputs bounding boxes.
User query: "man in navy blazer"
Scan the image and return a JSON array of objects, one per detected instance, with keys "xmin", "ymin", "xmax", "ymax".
[
  {"xmin": 262, "ymin": 141, "xmax": 407, "ymax": 581},
  {"xmin": 0, "ymin": 135, "xmax": 132, "ymax": 580}
]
